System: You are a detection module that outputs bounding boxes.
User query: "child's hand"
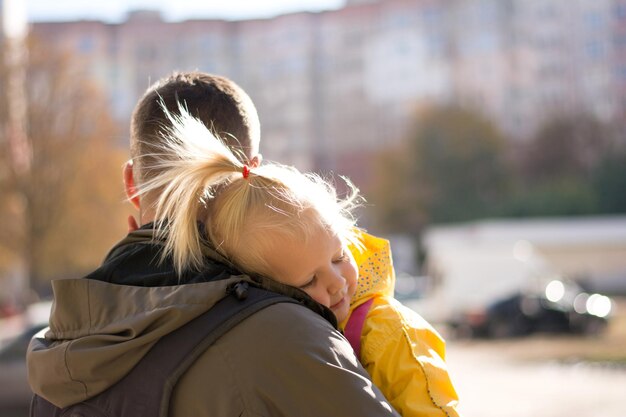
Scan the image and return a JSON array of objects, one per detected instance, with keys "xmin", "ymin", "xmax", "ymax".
[{"xmin": 127, "ymin": 215, "xmax": 139, "ymax": 232}]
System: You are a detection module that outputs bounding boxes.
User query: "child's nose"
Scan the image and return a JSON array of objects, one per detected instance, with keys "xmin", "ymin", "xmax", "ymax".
[{"xmin": 327, "ymin": 271, "xmax": 346, "ymax": 295}]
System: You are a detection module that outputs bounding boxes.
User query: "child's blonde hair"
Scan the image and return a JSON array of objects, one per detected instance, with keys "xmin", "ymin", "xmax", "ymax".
[{"xmin": 136, "ymin": 104, "xmax": 361, "ymax": 276}]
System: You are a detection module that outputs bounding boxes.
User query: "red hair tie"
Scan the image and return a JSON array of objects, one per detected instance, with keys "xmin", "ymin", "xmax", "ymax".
[{"xmin": 242, "ymin": 165, "xmax": 251, "ymax": 179}]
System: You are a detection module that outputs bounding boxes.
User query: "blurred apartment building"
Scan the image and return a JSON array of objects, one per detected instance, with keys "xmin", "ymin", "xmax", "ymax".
[{"xmin": 31, "ymin": 0, "xmax": 626, "ymax": 190}]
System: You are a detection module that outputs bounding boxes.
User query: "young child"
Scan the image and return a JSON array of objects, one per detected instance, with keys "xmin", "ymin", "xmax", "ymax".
[
  {"xmin": 138, "ymin": 106, "xmax": 461, "ymax": 417},
  {"xmin": 343, "ymin": 232, "xmax": 461, "ymax": 417}
]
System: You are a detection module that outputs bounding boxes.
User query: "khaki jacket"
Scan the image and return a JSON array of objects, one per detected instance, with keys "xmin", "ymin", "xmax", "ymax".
[{"xmin": 27, "ymin": 228, "xmax": 400, "ymax": 417}]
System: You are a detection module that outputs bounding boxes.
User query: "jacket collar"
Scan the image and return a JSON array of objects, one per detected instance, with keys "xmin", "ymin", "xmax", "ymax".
[{"xmin": 99, "ymin": 223, "xmax": 338, "ymax": 327}]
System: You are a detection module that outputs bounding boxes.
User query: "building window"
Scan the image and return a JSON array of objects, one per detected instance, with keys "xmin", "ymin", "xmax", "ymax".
[
  {"xmin": 615, "ymin": 4, "xmax": 626, "ymax": 19},
  {"xmin": 78, "ymin": 36, "xmax": 94, "ymax": 53},
  {"xmin": 584, "ymin": 11, "xmax": 604, "ymax": 30},
  {"xmin": 422, "ymin": 6, "xmax": 443, "ymax": 25},
  {"xmin": 427, "ymin": 34, "xmax": 446, "ymax": 56},
  {"xmin": 137, "ymin": 44, "xmax": 157, "ymax": 61},
  {"xmin": 479, "ymin": 2, "xmax": 498, "ymax": 22},
  {"xmin": 586, "ymin": 40, "xmax": 605, "ymax": 59},
  {"xmin": 616, "ymin": 65, "xmax": 626, "ymax": 80},
  {"xmin": 615, "ymin": 33, "xmax": 626, "ymax": 48}
]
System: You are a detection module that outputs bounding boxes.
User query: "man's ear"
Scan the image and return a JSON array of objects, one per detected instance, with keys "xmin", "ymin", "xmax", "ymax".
[
  {"xmin": 123, "ymin": 160, "xmax": 141, "ymax": 210},
  {"xmin": 250, "ymin": 154, "xmax": 263, "ymax": 168}
]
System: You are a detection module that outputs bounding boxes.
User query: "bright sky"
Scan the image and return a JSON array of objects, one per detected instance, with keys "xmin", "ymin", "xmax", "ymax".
[{"xmin": 26, "ymin": 0, "xmax": 345, "ymax": 23}]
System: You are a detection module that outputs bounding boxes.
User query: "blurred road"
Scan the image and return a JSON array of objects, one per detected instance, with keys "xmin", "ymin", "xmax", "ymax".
[
  {"xmin": 3, "ymin": 299, "xmax": 624, "ymax": 417},
  {"xmin": 447, "ymin": 340, "xmax": 626, "ymax": 417}
]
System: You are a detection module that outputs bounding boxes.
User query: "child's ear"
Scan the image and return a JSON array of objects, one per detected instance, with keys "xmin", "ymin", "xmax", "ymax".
[
  {"xmin": 123, "ymin": 160, "xmax": 141, "ymax": 210},
  {"xmin": 250, "ymin": 154, "xmax": 263, "ymax": 167}
]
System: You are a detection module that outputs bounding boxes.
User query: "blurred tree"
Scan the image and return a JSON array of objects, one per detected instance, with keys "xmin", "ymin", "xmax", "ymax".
[
  {"xmin": 501, "ymin": 179, "xmax": 598, "ymax": 217},
  {"xmin": 371, "ymin": 105, "xmax": 511, "ymax": 234},
  {"xmin": 505, "ymin": 113, "xmax": 619, "ymax": 217},
  {"xmin": 591, "ymin": 146, "xmax": 626, "ymax": 213},
  {"xmin": 0, "ymin": 36, "xmax": 129, "ymax": 295},
  {"xmin": 520, "ymin": 113, "xmax": 611, "ymax": 183}
]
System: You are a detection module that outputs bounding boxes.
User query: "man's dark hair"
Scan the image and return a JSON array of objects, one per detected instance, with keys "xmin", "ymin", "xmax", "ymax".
[{"xmin": 130, "ymin": 71, "xmax": 260, "ymax": 183}]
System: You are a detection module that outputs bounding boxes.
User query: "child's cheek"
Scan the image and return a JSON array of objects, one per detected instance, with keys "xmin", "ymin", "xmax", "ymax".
[{"xmin": 306, "ymin": 288, "xmax": 330, "ymax": 308}]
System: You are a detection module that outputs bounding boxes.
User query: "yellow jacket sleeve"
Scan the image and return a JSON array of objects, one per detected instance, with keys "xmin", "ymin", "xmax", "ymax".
[{"xmin": 360, "ymin": 296, "xmax": 462, "ymax": 417}]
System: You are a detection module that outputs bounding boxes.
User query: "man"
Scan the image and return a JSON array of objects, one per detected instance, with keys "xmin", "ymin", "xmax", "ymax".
[{"xmin": 27, "ymin": 72, "xmax": 400, "ymax": 416}]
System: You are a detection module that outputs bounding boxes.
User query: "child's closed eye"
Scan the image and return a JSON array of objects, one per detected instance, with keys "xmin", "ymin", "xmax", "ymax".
[
  {"xmin": 332, "ymin": 250, "xmax": 349, "ymax": 263},
  {"xmin": 300, "ymin": 276, "xmax": 317, "ymax": 289}
]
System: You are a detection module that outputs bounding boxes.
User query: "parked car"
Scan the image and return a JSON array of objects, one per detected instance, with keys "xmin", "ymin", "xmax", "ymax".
[
  {"xmin": 451, "ymin": 279, "xmax": 612, "ymax": 338},
  {"xmin": 0, "ymin": 301, "xmax": 51, "ymax": 416}
]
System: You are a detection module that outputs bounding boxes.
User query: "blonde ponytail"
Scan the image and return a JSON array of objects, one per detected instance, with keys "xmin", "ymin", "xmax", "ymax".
[{"xmin": 135, "ymin": 103, "xmax": 247, "ymax": 274}]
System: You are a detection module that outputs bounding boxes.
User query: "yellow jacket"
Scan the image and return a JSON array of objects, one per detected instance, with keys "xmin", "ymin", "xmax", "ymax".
[{"xmin": 343, "ymin": 232, "xmax": 461, "ymax": 417}]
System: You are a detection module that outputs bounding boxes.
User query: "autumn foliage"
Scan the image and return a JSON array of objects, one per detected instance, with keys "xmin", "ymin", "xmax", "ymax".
[{"xmin": 0, "ymin": 36, "xmax": 130, "ymax": 297}]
